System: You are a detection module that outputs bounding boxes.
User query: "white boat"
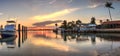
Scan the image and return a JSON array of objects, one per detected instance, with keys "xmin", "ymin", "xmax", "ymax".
[{"xmin": 1, "ymin": 19, "xmax": 16, "ymax": 37}]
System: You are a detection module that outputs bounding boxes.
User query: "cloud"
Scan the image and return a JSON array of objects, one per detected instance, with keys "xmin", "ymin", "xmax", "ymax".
[
  {"xmin": 32, "ymin": 20, "xmax": 62, "ymax": 26},
  {"xmin": 0, "ymin": 13, "xmax": 3, "ymax": 15},
  {"xmin": 88, "ymin": 0, "xmax": 105, "ymax": 8},
  {"xmin": 32, "ymin": 8, "xmax": 79, "ymax": 21},
  {"xmin": 68, "ymin": 0, "xmax": 73, "ymax": 3},
  {"xmin": 49, "ymin": 0, "xmax": 57, "ymax": 4},
  {"xmin": 88, "ymin": 3, "xmax": 103, "ymax": 8},
  {"xmin": 49, "ymin": 0, "xmax": 74, "ymax": 4}
]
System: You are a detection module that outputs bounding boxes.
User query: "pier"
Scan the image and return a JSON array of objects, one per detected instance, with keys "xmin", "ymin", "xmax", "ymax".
[{"xmin": 18, "ymin": 24, "xmax": 28, "ymax": 47}]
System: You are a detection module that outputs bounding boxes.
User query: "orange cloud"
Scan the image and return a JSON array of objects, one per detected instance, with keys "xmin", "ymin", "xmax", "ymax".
[{"xmin": 32, "ymin": 8, "xmax": 79, "ymax": 21}]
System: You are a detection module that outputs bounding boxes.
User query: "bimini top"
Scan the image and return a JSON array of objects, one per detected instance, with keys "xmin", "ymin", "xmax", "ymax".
[{"xmin": 7, "ymin": 20, "xmax": 16, "ymax": 23}]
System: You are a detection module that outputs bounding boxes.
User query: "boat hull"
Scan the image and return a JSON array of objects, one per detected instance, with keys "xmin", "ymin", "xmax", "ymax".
[{"xmin": 1, "ymin": 31, "xmax": 16, "ymax": 38}]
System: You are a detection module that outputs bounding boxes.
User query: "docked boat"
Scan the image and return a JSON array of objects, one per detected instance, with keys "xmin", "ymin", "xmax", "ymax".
[{"xmin": 1, "ymin": 19, "xmax": 16, "ymax": 37}]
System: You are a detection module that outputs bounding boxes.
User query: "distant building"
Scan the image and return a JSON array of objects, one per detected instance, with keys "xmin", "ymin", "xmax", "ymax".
[{"xmin": 97, "ymin": 20, "xmax": 120, "ymax": 29}]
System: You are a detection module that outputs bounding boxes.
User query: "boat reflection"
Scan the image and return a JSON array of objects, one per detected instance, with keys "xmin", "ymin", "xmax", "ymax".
[
  {"xmin": 0, "ymin": 35, "xmax": 16, "ymax": 48},
  {"xmin": 0, "ymin": 30, "xmax": 28, "ymax": 48}
]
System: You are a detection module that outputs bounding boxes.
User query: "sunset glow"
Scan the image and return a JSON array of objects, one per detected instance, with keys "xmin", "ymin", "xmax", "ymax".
[
  {"xmin": 32, "ymin": 8, "xmax": 79, "ymax": 21},
  {"xmin": 0, "ymin": 0, "xmax": 119, "ymax": 27},
  {"xmin": 31, "ymin": 38, "xmax": 78, "ymax": 52},
  {"xmin": 1, "ymin": 0, "xmax": 120, "ymax": 56}
]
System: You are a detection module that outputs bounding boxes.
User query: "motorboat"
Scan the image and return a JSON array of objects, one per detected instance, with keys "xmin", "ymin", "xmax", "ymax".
[{"xmin": 1, "ymin": 19, "xmax": 16, "ymax": 37}]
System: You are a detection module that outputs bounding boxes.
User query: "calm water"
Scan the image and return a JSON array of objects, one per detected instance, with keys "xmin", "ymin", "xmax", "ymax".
[{"xmin": 0, "ymin": 31, "xmax": 120, "ymax": 56}]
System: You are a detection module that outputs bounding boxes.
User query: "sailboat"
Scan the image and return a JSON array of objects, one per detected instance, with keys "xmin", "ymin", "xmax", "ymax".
[{"xmin": 1, "ymin": 19, "xmax": 16, "ymax": 37}]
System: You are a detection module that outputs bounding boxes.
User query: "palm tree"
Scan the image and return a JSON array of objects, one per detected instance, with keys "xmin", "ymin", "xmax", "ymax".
[
  {"xmin": 71, "ymin": 21, "xmax": 76, "ymax": 31},
  {"xmin": 72, "ymin": 21, "xmax": 75, "ymax": 25},
  {"xmin": 67, "ymin": 22, "xmax": 73, "ymax": 29},
  {"xmin": 76, "ymin": 20, "xmax": 82, "ymax": 27},
  {"xmin": 105, "ymin": 1, "xmax": 114, "ymax": 21},
  {"xmin": 55, "ymin": 23, "xmax": 58, "ymax": 29},
  {"xmin": 62, "ymin": 20, "xmax": 67, "ymax": 29},
  {"xmin": 76, "ymin": 20, "xmax": 82, "ymax": 31},
  {"xmin": 90, "ymin": 17, "xmax": 96, "ymax": 24},
  {"xmin": 99, "ymin": 20, "xmax": 103, "ymax": 24}
]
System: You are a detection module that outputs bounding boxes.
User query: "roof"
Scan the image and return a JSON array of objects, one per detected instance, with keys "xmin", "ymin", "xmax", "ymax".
[
  {"xmin": 88, "ymin": 24, "xmax": 96, "ymax": 26},
  {"xmin": 7, "ymin": 20, "xmax": 16, "ymax": 23},
  {"xmin": 102, "ymin": 20, "xmax": 120, "ymax": 24}
]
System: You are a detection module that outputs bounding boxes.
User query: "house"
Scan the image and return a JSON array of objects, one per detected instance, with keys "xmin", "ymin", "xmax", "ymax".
[{"xmin": 97, "ymin": 20, "xmax": 120, "ymax": 29}]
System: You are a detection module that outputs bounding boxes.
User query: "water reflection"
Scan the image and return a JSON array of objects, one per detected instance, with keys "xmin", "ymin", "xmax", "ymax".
[
  {"xmin": 96, "ymin": 33, "xmax": 120, "ymax": 41},
  {"xmin": 0, "ymin": 31, "xmax": 120, "ymax": 56},
  {"xmin": 33, "ymin": 31, "xmax": 60, "ymax": 39},
  {"xmin": 0, "ymin": 31, "xmax": 28, "ymax": 48},
  {"xmin": 60, "ymin": 33, "xmax": 97, "ymax": 45},
  {"xmin": 54, "ymin": 32, "xmax": 120, "ymax": 55},
  {"xmin": 18, "ymin": 30, "xmax": 28, "ymax": 47},
  {"xmin": 90, "ymin": 34, "xmax": 96, "ymax": 45},
  {"xmin": 0, "ymin": 35, "xmax": 16, "ymax": 48},
  {"xmin": 57, "ymin": 32, "xmax": 120, "ymax": 42}
]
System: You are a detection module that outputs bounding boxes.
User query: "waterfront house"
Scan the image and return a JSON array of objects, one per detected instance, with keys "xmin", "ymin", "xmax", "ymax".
[
  {"xmin": 99, "ymin": 20, "xmax": 120, "ymax": 29},
  {"xmin": 96, "ymin": 20, "xmax": 120, "ymax": 33}
]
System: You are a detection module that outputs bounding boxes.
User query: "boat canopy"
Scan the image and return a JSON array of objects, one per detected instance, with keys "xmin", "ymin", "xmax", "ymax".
[{"xmin": 7, "ymin": 21, "xmax": 16, "ymax": 23}]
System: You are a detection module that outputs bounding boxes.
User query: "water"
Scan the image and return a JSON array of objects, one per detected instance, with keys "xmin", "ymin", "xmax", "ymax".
[{"xmin": 0, "ymin": 31, "xmax": 120, "ymax": 56}]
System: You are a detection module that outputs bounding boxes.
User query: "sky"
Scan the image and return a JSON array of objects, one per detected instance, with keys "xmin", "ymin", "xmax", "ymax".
[{"xmin": 0, "ymin": 0, "xmax": 120, "ymax": 27}]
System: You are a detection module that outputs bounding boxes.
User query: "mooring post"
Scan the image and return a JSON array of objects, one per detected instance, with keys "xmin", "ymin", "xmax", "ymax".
[
  {"xmin": 25, "ymin": 27, "xmax": 26, "ymax": 39},
  {"xmin": 25, "ymin": 26, "xmax": 27, "ymax": 40},
  {"xmin": 22, "ymin": 25, "xmax": 24, "ymax": 43},
  {"xmin": 26, "ymin": 27, "xmax": 28, "ymax": 38},
  {"xmin": 18, "ymin": 24, "xmax": 21, "ymax": 47}
]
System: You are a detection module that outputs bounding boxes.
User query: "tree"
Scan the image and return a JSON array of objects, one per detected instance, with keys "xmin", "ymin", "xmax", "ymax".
[
  {"xmin": 106, "ymin": 19, "xmax": 110, "ymax": 22},
  {"xmin": 105, "ymin": 1, "xmax": 114, "ymax": 21},
  {"xmin": 67, "ymin": 21, "xmax": 75, "ymax": 30},
  {"xmin": 90, "ymin": 17, "xmax": 96, "ymax": 24},
  {"xmin": 71, "ymin": 21, "xmax": 75, "ymax": 27},
  {"xmin": 99, "ymin": 20, "xmax": 103, "ymax": 24},
  {"xmin": 67, "ymin": 22, "xmax": 73, "ymax": 29},
  {"xmin": 76, "ymin": 20, "xmax": 82, "ymax": 27},
  {"xmin": 55, "ymin": 23, "xmax": 58, "ymax": 29},
  {"xmin": 61, "ymin": 20, "xmax": 67, "ymax": 29}
]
